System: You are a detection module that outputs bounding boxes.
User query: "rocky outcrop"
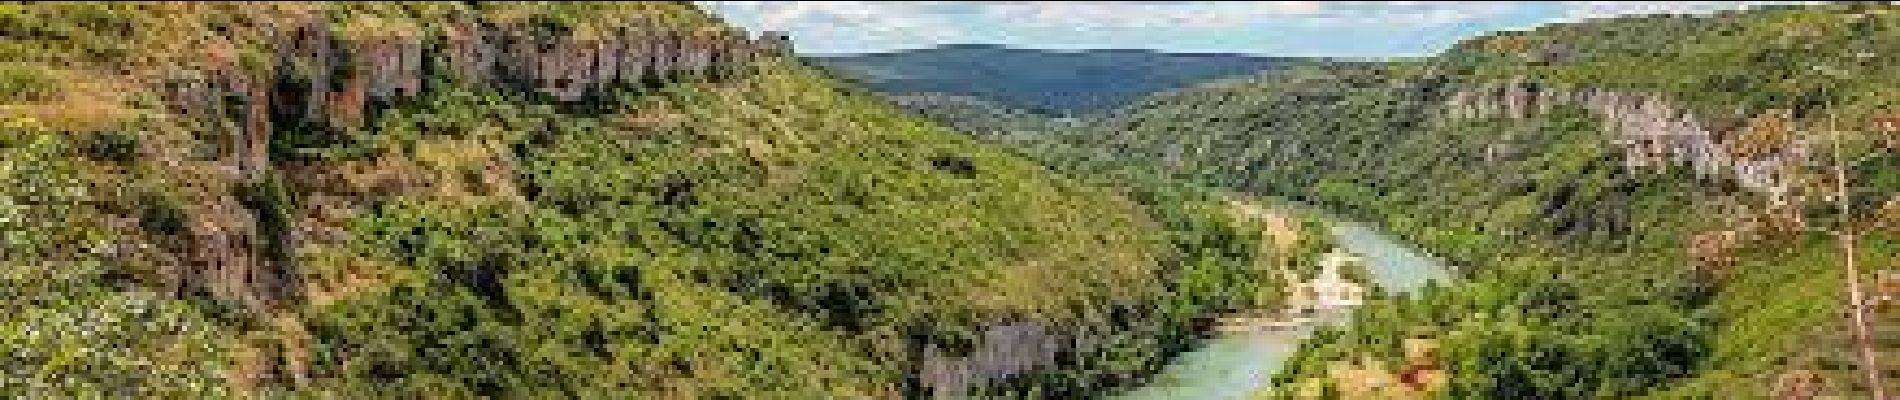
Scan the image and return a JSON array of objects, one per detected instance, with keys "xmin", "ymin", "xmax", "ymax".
[
  {"xmin": 919, "ymin": 321, "xmax": 1104, "ymax": 398},
  {"xmin": 166, "ymin": 17, "xmax": 785, "ymax": 147},
  {"xmin": 145, "ymin": 16, "xmax": 788, "ymax": 316},
  {"xmin": 1444, "ymin": 79, "xmax": 1809, "ymax": 204}
]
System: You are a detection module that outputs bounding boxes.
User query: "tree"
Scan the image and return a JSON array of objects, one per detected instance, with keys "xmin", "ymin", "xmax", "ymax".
[
  {"xmin": 1820, "ymin": 110, "xmax": 1889, "ymax": 400},
  {"xmin": 1771, "ymin": 38, "xmax": 1894, "ymax": 398}
]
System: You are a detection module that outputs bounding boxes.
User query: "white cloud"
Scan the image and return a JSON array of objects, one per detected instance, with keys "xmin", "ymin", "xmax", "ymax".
[
  {"xmin": 1551, "ymin": 1, "xmax": 1814, "ymax": 23},
  {"xmin": 699, "ymin": 1, "xmax": 1820, "ymax": 55},
  {"xmin": 710, "ymin": 1, "xmax": 1527, "ymax": 36},
  {"xmin": 707, "ymin": 1, "xmax": 972, "ymax": 53},
  {"xmin": 973, "ymin": 1, "xmax": 1512, "ymax": 29},
  {"xmin": 1296, "ymin": 2, "xmax": 1520, "ymax": 27},
  {"xmin": 970, "ymin": 2, "xmax": 1284, "ymax": 28}
]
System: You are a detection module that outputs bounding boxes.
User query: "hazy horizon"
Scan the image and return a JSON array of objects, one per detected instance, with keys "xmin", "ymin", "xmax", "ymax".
[{"xmin": 700, "ymin": 1, "xmax": 1807, "ymax": 58}]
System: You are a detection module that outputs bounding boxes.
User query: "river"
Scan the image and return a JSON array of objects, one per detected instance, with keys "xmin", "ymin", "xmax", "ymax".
[{"xmin": 1106, "ymin": 216, "xmax": 1452, "ymax": 400}]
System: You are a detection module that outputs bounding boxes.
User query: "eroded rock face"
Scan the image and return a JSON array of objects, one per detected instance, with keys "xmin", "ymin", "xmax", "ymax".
[
  {"xmin": 1443, "ymin": 79, "xmax": 1809, "ymax": 204},
  {"xmin": 919, "ymin": 321, "xmax": 1103, "ymax": 398},
  {"xmin": 168, "ymin": 18, "xmax": 783, "ymax": 136},
  {"xmin": 146, "ymin": 16, "xmax": 788, "ymax": 316}
]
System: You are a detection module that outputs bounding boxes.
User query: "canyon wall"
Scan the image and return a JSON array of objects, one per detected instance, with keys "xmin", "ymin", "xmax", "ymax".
[
  {"xmin": 1443, "ymin": 78, "xmax": 1809, "ymax": 205},
  {"xmin": 149, "ymin": 16, "xmax": 788, "ymax": 316}
]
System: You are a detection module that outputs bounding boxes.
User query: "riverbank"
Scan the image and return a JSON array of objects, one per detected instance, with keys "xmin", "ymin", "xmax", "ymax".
[{"xmin": 1108, "ymin": 211, "xmax": 1453, "ymax": 400}]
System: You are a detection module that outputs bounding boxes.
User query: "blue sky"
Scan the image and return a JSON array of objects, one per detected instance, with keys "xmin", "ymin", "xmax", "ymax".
[{"xmin": 699, "ymin": 1, "xmax": 1806, "ymax": 58}]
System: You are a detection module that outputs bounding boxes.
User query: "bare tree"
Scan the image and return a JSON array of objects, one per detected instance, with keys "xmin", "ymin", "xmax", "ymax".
[
  {"xmin": 1789, "ymin": 18, "xmax": 1890, "ymax": 394},
  {"xmin": 1826, "ymin": 114, "xmax": 1885, "ymax": 400}
]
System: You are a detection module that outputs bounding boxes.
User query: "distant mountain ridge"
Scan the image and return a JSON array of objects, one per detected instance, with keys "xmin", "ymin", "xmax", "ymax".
[{"xmin": 813, "ymin": 44, "xmax": 1311, "ymax": 115}]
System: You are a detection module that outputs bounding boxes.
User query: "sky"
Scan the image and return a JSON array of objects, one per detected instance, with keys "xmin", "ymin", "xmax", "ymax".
[{"xmin": 698, "ymin": 1, "xmax": 1809, "ymax": 58}]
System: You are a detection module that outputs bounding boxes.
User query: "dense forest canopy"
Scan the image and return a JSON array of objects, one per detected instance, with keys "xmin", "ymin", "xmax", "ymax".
[
  {"xmin": 1006, "ymin": 3, "xmax": 1900, "ymax": 399},
  {"xmin": 815, "ymin": 45, "xmax": 1312, "ymax": 116},
  {"xmin": 10, "ymin": 1, "xmax": 1900, "ymax": 399},
  {"xmin": 0, "ymin": 2, "xmax": 1299, "ymax": 398}
]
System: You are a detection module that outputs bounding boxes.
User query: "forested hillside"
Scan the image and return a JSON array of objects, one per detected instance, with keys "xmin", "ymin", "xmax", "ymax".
[
  {"xmin": 815, "ymin": 45, "xmax": 1306, "ymax": 115},
  {"xmin": 1045, "ymin": 3, "xmax": 1900, "ymax": 399},
  {"xmin": 0, "ymin": 2, "xmax": 1298, "ymax": 398},
  {"xmin": 878, "ymin": 92, "xmax": 1076, "ymax": 143}
]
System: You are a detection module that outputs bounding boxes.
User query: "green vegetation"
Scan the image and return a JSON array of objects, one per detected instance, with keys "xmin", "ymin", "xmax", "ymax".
[
  {"xmin": 815, "ymin": 45, "xmax": 1308, "ymax": 115},
  {"xmin": 0, "ymin": 2, "xmax": 1290, "ymax": 399},
  {"xmin": 19, "ymin": 1, "xmax": 1898, "ymax": 399},
  {"xmin": 1039, "ymin": 3, "xmax": 1900, "ymax": 399},
  {"xmin": 878, "ymin": 92, "xmax": 1075, "ymax": 143},
  {"xmin": 1, "ymin": 125, "xmax": 233, "ymax": 399}
]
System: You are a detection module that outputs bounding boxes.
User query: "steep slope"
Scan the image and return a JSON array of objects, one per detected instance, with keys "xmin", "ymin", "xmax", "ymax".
[
  {"xmin": 1053, "ymin": 3, "xmax": 1900, "ymax": 399},
  {"xmin": 0, "ymin": 2, "xmax": 1289, "ymax": 399},
  {"xmin": 879, "ymin": 92, "xmax": 1077, "ymax": 142},
  {"xmin": 815, "ymin": 44, "xmax": 1306, "ymax": 115}
]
